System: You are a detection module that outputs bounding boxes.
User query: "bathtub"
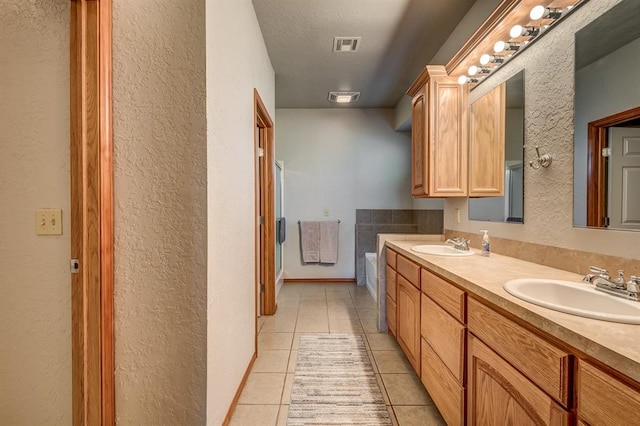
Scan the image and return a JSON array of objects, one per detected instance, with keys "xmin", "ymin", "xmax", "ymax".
[{"xmin": 365, "ymin": 252, "xmax": 377, "ymax": 302}]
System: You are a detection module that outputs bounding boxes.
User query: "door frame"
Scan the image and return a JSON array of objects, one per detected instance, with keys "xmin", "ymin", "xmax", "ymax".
[
  {"xmin": 586, "ymin": 105, "xmax": 640, "ymax": 227},
  {"xmin": 254, "ymin": 89, "xmax": 277, "ymax": 323},
  {"xmin": 70, "ymin": 0, "xmax": 114, "ymax": 424}
]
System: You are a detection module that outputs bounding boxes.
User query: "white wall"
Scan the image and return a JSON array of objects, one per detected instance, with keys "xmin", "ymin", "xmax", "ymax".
[
  {"xmin": 574, "ymin": 36, "xmax": 640, "ymax": 226},
  {"xmin": 113, "ymin": 1, "xmax": 207, "ymax": 423},
  {"xmin": 0, "ymin": 2, "xmax": 71, "ymax": 423},
  {"xmin": 446, "ymin": 0, "xmax": 640, "ymax": 261},
  {"xmin": 206, "ymin": 0, "xmax": 275, "ymax": 424},
  {"xmin": 276, "ymin": 109, "xmax": 413, "ymax": 279}
]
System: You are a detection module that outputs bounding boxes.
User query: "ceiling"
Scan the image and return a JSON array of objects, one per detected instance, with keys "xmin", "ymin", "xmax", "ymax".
[{"xmin": 252, "ymin": 0, "xmax": 479, "ymax": 108}]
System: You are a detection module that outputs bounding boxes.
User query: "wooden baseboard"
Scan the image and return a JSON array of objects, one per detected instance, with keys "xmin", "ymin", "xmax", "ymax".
[
  {"xmin": 284, "ymin": 278, "xmax": 356, "ymax": 283},
  {"xmin": 222, "ymin": 352, "xmax": 257, "ymax": 426}
]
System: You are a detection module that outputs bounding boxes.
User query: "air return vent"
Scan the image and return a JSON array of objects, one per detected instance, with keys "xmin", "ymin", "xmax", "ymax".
[
  {"xmin": 328, "ymin": 91, "xmax": 360, "ymax": 103},
  {"xmin": 333, "ymin": 37, "xmax": 361, "ymax": 52}
]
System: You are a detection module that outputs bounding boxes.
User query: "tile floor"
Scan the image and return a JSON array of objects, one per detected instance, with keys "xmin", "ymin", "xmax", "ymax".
[{"xmin": 229, "ymin": 282, "xmax": 446, "ymax": 426}]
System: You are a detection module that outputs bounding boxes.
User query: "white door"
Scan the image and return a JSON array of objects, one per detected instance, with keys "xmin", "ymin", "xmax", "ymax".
[{"xmin": 608, "ymin": 127, "xmax": 640, "ymax": 229}]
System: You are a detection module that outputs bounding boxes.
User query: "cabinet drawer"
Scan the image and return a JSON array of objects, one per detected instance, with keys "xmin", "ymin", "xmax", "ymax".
[
  {"xmin": 421, "ymin": 294, "xmax": 465, "ymax": 383},
  {"xmin": 468, "ymin": 298, "xmax": 571, "ymax": 407},
  {"xmin": 421, "ymin": 268, "xmax": 465, "ymax": 323},
  {"xmin": 386, "ymin": 265, "xmax": 397, "ymax": 302},
  {"xmin": 421, "ymin": 338, "xmax": 464, "ymax": 426},
  {"xmin": 397, "ymin": 255, "xmax": 420, "ymax": 289},
  {"xmin": 468, "ymin": 334, "xmax": 571, "ymax": 426},
  {"xmin": 386, "ymin": 294, "xmax": 396, "ymax": 336},
  {"xmin": 578, "ymin": 360, "xmax": 640, "ymax": 425},
  {"xmin": 386, "ymin": 248, "xmax": 397, "ymax": 270}
]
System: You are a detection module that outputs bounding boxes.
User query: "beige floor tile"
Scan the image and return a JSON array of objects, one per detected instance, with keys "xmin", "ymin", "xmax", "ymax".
[
  {"xmin": 257, "ymin": 316, "xmax": 265, "ymax": 333},
  {"xmin": 276, "ymin": 405, "xmax": 289, "ymax": 426},
  {"xmin": 253, "ymin": 350, "xmax": 291, "ymax": 373},
  {"xmin": 281, "ymin": 373, "xmax": 295, "ymax": 404},
  {"xmin": 357, "ymin": 308, "xmax": 378, "ymax": 320},
  {"xmin": 297, "ymin": 307, "xmax": 328, "ymax": 318},
  {"xmin": 258, "ymin": 332, "xmax": 293, "ymax": 350},
  {"xmin": 389, "ymin": 406, "xmax": 399, "ymax": 426},
  {"xmin": 238, "ymin": 373, "xmax": 286, "ymax": 405},
  {"xmin": 260, "ymin": 317, "xmax": 296, "ymax": 333},
  {"xmin": 274, "ymin": 307, "xmax": 299, "ymax": 317},
  {"xmin": 327, "ymin": 308, "xmax": 359, "ymax": 320},
  {"xmin": 381, "ymin": 374, "xmax": 435, "ymax": 406},
  {"xmin": 295, "ymin": 317, "xmax": 329, "ymax": 333},
  {"xmin": 229, "ymin": 404, "xmax": 280, "ymax": 426},
  {"xmin": 361, "ymin": 317, "xmax": 380, "ymax": 333},
  {"xmin": 375, "ymin": 373, "xmax": 390, "ymax": 405},
  {"xmin": 287, "ymin": 350, "xmax": 298, "ymax": 372},
  {"xmin": 367, "ymin": 350, "xmax": 379, "ymax": 373},
  {"xmin": 392, "ymin": 405, "xmax": 445, "ymax": 425},
  {"xmin": 353, "ymin": 297, "xmax": 377, "ymax": 309},
  {"xmin": 373, "ymin": 350, "xmax": 414, "ymax": 374},
  {"xmin": 327, "ymin": 299, "xmax": 355, "ymax": 309},
  {"xmin": 366, "ymin": 333, "xmax": 400, "ymax": 351},
  {"xmin": 276, "ymin": 298, "xmax": 300, "ymax": 309},
  {"xmin": 329, "ymin": 319, "xmax": 363, "ymax": 333}
]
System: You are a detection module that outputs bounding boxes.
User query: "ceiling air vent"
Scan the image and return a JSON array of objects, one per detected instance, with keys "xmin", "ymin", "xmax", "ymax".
[
  {"xmin": 333, "ymin": 37, "xmax": 361, "ymax": 53},
  {"xmin": 328, "ymin": 91, "xmax": 360, "ymax": 104}
]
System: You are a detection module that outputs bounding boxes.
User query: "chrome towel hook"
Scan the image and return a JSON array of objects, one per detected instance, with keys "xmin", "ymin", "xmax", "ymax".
[{"xmin": 529, "ymin": 145, "xmax": 552, "ymax": 170}]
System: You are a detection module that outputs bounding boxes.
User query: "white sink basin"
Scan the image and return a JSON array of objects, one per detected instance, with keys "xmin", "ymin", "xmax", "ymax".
[
  {"xmin": 504, "ymin": 278, "xmax": 640, "ymax": 324},
  {"xmin": 410, "ymin": 245, "xmax": 474, "ymax": 257}
]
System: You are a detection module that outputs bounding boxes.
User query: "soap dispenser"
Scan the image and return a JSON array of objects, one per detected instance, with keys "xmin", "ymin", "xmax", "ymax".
[{"xmin": 480, "ymin": 230, "xmax": 490, "ymax": 257}]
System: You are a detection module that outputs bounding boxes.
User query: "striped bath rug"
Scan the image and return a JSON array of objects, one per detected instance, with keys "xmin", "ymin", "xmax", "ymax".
[{"xmin": 288, "ymin": 334, "xmax": 392, "ymax": 425}]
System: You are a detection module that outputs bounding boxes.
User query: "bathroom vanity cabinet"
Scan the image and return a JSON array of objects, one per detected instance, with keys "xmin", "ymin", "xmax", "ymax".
[
  {"xmin": 385, "ymin": 248, "xmax": 397, "ymax": 337},
  {"xmin": 407, "ymin": 65, "xmax": 468, "ymax": 198},
  {"xmin": 387, "ymin": 244, "xmax": 640, "ymax": 426}
]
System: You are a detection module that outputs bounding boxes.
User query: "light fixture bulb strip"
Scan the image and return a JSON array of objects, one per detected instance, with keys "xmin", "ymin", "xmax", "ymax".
[{"xmin": 451, "ymin": 0, "xmax": 585, "ymax": 87}]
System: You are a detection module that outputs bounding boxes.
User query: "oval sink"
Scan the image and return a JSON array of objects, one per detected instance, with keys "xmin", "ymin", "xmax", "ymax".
[
  {"xmin": 504, "ymin": 278, "xmax": 640, "ymax": 324},
  {"xmin": 411, "ymin": 245, "xmax": 474, "ymax": 257}
]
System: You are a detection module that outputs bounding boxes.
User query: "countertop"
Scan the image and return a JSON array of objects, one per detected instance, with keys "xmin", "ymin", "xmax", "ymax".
[{"xmin": 385, "ymin": 239, "xmax": 640, "ymax": 383}]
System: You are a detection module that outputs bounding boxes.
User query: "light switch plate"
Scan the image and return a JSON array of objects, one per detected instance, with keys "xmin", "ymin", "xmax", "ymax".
[{"xmin": 36, "ymin": 209, "xmax": 63, "ymax": 235}]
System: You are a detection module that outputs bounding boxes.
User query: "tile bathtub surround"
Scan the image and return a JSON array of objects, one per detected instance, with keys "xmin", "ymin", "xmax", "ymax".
[
  {"xmin": 355, "ymin": 209, "xmax": 443, "ymax": 285},
  {"xmin": 444, "ymin": 229, "xmax": 639, "ymax": 277},
  {"xmin": 231, "ymin": 282, "xmax": 445, "ymax": 426}
]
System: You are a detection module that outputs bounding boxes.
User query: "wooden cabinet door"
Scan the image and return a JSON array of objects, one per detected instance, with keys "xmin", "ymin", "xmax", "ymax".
[
  {"xmin": 469, "ymin": 83, "xmax": 505, "ymax": 197},
  {"xmin": 467, "ymin": 334, "xmax": 570, "ymax": 426},
  {"xmin": 411, "ymin": 89, "xmax": 427, "ymax": 197},
  {"xmin": 397, "ymin": 276, "xmax": 421, "ymax": 373},
  {"xmin": 428, "ymin": 77, "xmax": 468, "ymax": 197}
]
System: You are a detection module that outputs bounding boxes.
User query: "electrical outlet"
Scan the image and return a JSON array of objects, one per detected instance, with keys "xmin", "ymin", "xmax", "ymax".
[
  {"xmin": 455, "ymin": 208, "xmax": 461, "ymax": 224},
  {"xmin": 323, "ymin": 209, "xmax": 330, "ymax": 217},
  {"xmin": 36, "ymin": 209, "xmax": 62, "ymax": 235}
]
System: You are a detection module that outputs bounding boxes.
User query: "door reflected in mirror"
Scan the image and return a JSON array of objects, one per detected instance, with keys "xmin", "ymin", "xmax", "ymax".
[
  {"xmin": 469, "ymin": 71, "xmax": 524, "ymax": 223},
  {"xmin": 574, "ymin": 0, "xmax": 640, "ymax": 230}
]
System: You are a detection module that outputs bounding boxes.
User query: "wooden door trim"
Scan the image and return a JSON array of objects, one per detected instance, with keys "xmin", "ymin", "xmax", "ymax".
[
  {"xmin": 586, "ymin": 106, "xmax": 640, "ymax": 227},
  {"xmin": 70, "ymin": 0, "xmax": 114, "ymax": 424},
  {"xmin": 254, "ymin": 89, "xmax": 277, "ymax": 322}
]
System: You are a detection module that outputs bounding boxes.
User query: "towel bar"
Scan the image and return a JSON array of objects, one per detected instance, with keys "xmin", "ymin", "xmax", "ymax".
[{"xmin": 298, "ymin": 220, "xmax": 340, "ymax": 224}]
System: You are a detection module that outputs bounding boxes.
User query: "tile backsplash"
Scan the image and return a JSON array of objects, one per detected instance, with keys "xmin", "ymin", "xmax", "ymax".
[{"xmin": 355, "ymin": 209, "xmax": 443, "ymax": 285}]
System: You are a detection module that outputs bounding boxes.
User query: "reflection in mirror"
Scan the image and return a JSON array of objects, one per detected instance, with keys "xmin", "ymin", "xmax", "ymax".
[
  {"xmin": 574, "ymin": 0, "xmax": 640, "ymax": 230},
  {"xmin": 469, "ymin": 71, "xmax": 524, "ymax": 223}
]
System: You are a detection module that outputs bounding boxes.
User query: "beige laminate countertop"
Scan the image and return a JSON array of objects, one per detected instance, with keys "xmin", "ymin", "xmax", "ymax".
[{"xmin": 385, "ymin": 239, "xmax": 640, "ymax": 383}]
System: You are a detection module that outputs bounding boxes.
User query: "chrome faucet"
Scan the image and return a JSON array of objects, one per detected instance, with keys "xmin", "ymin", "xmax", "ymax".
[
  {"xmin": 445, "ymin": 237, "xmax": 471, "ymax": 251},
  {"xmin": 583, "ymin": 266, "xmax": 640, "ymax": 301}
]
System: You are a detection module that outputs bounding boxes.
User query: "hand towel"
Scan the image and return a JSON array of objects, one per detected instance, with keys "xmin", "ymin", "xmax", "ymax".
[
  {"xmin": 300, "ymin": 221, "xmax": 320, "ymax": 263},
  {"xmin": 319, "ymin": 220, "xmax": 339, "ymax": 264}
]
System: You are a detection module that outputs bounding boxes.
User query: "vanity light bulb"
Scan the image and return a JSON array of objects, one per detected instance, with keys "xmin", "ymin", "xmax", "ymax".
[
  {"xmin": 530, "ymin": 5, "xmax": 546, "ymax": 20},
  {"xmin": 479, "ymin": 54, "xmax": 491, "ymax": 65},
  {"xmin": 468, "ymin": 65, "xmax": 478, "ymax": 76},
  {"xmin": 457, "ymin": 75, "xmax": 468, "ymax": 85},
  {"xmin": 510, "ymin": 25, "xmax": 524, "ymax": 38},
  {"xmin": 494, "ymin": 40, "xmax": 506, "ymax": 53}
]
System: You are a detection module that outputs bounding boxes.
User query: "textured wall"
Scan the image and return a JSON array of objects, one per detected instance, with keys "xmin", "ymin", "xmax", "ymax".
[
  {"xmin": 446, "ymin": 0, "xmax": 640, "ymax": 261},
  {"xmin": 206, "ymin": 1, "xmax": 275, "ymax": 424},
  {"xmin": 276, "ymin": 109, "xmax": 414, "ymax": 279},
  {"xmin": 0, "ymin": 1, "xmax": 71, "ymax": 423},
  {"xmin": 112, "ymin": 1, "xmax": 207, "ymax": 424}
]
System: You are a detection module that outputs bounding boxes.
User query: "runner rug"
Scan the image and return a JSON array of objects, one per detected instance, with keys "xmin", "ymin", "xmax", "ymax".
[{"xmin": 288, "ymin": 334, "xmax": 392, "ymax": 425}]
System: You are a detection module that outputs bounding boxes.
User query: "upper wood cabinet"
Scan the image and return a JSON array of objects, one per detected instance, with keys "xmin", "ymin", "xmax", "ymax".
[
  {"xmin": 408, "ymin": 65, "xmax": 468, "ymax": 198},
  {"xmin": 469, "ymin": 83, "xmax": 506, "ymax": 197}
]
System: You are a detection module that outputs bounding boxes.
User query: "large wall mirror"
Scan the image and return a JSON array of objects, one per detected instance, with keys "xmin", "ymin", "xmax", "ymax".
[
  {"xmin": 574, "ymin": 0, "xmax": 640, "ymax": 230},
  {"xmin": 469, "ymin": 71, "xmax": 525, "ymax": 223}
]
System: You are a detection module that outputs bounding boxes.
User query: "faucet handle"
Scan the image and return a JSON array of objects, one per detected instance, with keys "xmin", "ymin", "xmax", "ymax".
[
  {"xmin": 589, "ymin": 266, "xmax": 609, "ymax": 277},
  {"xmin": 627, "ymin": 276, "xmax": 640, "ymax": 293}
]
